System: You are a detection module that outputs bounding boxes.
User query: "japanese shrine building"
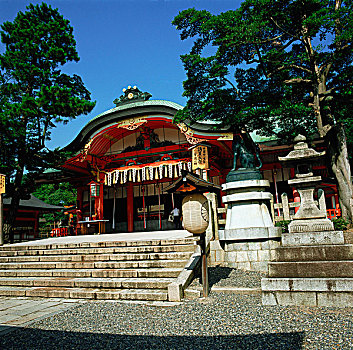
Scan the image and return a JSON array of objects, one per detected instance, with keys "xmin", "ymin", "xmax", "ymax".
[{"xmin": 45, "ymin": 86, "xmax": 339, "ymax": 235}]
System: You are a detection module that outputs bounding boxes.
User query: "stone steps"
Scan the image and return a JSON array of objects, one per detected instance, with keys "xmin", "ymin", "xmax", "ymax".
[
  {"xmin": 0, "ymin": 277, "xmax": 174, "ymax": 289},
  {"xmin": 0, "ymin": 244, "xmax": 193, "ymax": 256},
  {"xmin": 273, "ymin": 244, "xmax": 353, "ymax": 262},
  {"xmin": 0, "ymin": 286, "xmax": 169, "ymax": 301},
  {"xmin": 0, "ymin": 268, "xmax": 183, "ymax": 278},
  {"xmin": 0, "ymin": 238, "xmax": 196, "ymax": 251},
  {"xmin": 0, "ymin": 238, "xmax": 197, "ymax": 301},
  {"xmin": 0, "ymin": 259, "xmax": 188, "ymax": 270},
  {"xmin": 268, "ymin": 260, "xmax": 353, "ymax": 278},
  {"xmin": 262, "ymin": 277, "xmax": 353, "ymax": 307},
  {"xmin": 0, "ymin": 251, "xmax": 193, "ymax": 263},
  {"xmin": 262, "ymin": 230, "xmax": 353, "ymax": 307}
]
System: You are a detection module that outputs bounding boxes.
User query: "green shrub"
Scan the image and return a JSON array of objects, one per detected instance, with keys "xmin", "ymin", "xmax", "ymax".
[
  {"xmin": 332, "ymin": 217, "xmax": 349, "ymax": 231},
  {"xmin": 275, "ymin": 220, "xmax": 291, "ymax": 233}
]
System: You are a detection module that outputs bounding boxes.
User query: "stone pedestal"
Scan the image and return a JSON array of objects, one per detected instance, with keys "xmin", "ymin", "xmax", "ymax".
[
  {"xmin": 221, "ymin": 179, "xmax": 281, "ymax": 240},
  {"xmin": 288, "ymin": 176, "xmax": 334, "ymax": 233}
]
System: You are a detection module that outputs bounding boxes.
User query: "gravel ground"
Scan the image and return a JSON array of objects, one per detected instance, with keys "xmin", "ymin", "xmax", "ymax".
[
  {"xmin": 0, "ymin": 269, "xmax": 352, "ymax": 350},
  {"xmin": 0, "ymin": 293, "xmax": 352, "ymax": 349},
  {"xmin": 190, "ymin": 266, "xmax": 265, "ymax": 289}
]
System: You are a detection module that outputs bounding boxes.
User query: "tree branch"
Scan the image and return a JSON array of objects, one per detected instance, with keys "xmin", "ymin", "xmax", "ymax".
[
  {"xmin": 284, "ymin": 78, "xmax": 312, "ymax": 84},
  {"xmin": 270, "ymin": 17, "xmax": 301, "ymax": 40},
  {"xmin": 267, "ymin": 64, "xmax": 312, "ymax": 77}
]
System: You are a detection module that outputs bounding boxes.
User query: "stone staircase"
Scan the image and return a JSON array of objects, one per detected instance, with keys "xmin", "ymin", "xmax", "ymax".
[
  {"xmin": 0, "ymin": 238, "xmax": 197, "ymax": 301},
  {"xmin": 262, "ymin": 231, "xmax": 353, "ymax": 307}
]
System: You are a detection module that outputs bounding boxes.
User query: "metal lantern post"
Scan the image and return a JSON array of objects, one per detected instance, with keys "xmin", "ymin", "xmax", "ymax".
[
  {"xmin": 0, "ymin": 174, "xmax": 5, "ymax": 246},
  {"xmin": 182, "ymin": 193, "xmax": 210, "ymax": 297}
]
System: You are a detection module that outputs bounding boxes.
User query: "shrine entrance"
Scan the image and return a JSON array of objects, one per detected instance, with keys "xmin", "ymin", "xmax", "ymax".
[{"xmin": 102, "ymin": 182, "xmax": 180, "ymax": 233}]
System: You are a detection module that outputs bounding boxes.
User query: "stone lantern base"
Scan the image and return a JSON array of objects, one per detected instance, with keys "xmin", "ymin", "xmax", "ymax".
[
  {"xmin": 220, "ymin": 179, "xmax": 281, "ymax": 241},
  {"xmin": 289, "ymin": 218, "xmax": 334, "ymax": 234}
]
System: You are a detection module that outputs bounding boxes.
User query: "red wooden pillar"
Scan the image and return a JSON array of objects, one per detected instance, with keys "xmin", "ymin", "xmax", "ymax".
[
  {"xmin": 95, "ymin": 183, "xmax": 104, "ymax": 220},
  {"xmin": 127, "ymin": 182, "xmax": 134, "ymax": 232},
  {"xmin": 76, "ymin": 187, "xmax": 83, "ymax": 222},
  {"xmin": 34, "ymin": 211, "xmax": 39, "ymax": 237}
]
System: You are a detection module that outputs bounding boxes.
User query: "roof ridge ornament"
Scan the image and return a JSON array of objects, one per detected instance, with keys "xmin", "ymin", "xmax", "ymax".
[{"xmin": 113, "ymin": 86, "xmax": 152, "ymax": 106}]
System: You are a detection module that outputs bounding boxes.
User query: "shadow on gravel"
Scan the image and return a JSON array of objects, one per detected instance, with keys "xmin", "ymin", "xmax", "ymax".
[
  {"xmin": 207, "ymin": 266, "xmax": 233, "ymax": 287},
  {"xmin": 0, "ymin": 326, "xmax": 305, "ymax": 349}
]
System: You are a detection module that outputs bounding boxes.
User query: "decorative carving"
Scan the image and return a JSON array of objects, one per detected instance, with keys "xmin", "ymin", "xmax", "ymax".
[
  {"xmin": 217, "ymin": 133, "xmax": 234, "ymax": 141},
  {"xmin": 177, "ymin": 122, "xmax": 207, "ymax": 145},
  {"xmin": 185, "ymin": 134, "xmax": 205, "ymax": 145},
  {"xmin": 80, "ymin": 139, "xmax": 94, "ymax": 161},
  {"xmin": 113, "ymin": 86, "xmax": 152, "ymax": 106},
  {"xmin": 118, "ymin": 118, "xmax": 147, "ymax": 130}
]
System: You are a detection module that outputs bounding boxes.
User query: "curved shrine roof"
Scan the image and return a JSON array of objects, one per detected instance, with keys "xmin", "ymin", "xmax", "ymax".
[{"xmin": 64, "ymin": 98, "xmax": 232, "ymax": 154}]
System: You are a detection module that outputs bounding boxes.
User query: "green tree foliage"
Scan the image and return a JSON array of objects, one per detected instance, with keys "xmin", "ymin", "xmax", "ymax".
[
  {"xmin": 33, "ymin": 182, "xmax": 76, "ymax": 207},
  {"xmin": 0, "ymin": 3, "xmax": 95, "ymax": 241},
  {"xmin": 173, "ymin": 0, "xmax": 353, "ymax": 221},
  {"xmin": 33, "ymin": 182, "xmax": 77, "ymax": 228}
]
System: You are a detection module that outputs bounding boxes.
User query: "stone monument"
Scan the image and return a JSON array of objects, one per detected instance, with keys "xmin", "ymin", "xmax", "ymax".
[
  {"xmin": 262, "ymin": 134, "xmax": 353, "ymax": 307},
  {"xmin": 220, "ymin": 133, "xmax": 281, "ymax": 240},
  {"xmin": 279, "ymin": 134, "xmax": 334, "ymax": 237}
]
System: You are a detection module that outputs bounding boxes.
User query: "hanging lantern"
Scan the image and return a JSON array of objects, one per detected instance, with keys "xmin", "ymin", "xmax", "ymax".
[
  {"xmin": 182, "ymin": 193, "xmax": 209, "ymax": 234},
  {"xmin": 0, "ymin": 174, "xmax": 6, "ymax": 194},
  {"xmin": 137, "ymin": 169, "xmax": 141, "ymax": 182},
  {"xmin": 132, "ymin": 168, "xmax": 137, "ymax": 182},
  {"xmin": 142, "ymin": 167, "xmax": 146, "ymax": 181},
  {"xmin": 90, "ymin": 182, "xmax": 100, "ymax": 197},
  {"xmin": 155, "ymin": 167, "xmax": 159, "ymax": 180},
  {"xmin": 159, "ymin": 164, "xmax": 164, "ymax": 179}
]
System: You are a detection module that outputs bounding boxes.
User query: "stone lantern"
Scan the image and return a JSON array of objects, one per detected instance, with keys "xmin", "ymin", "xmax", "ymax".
[{"xmin": 278, "ymin": 134, "xmax": 334, "ymax": 233}]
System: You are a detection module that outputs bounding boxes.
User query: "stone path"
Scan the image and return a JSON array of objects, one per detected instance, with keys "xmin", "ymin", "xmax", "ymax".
[{"xmin": 0, "ymin": 297, "xmax": 85, "ymax": 335}]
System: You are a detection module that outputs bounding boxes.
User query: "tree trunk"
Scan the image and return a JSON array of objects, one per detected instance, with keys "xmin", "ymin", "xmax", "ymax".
[
  {"xmin": 326, "ymin": 124, "xmax": 353, "ymax": 222},
  {"xmin": 4, "ymin": 164, "xmax": 25, "ymax": 243}
]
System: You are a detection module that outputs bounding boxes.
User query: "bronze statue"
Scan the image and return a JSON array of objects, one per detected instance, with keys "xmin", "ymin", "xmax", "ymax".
[{"xmin": 232, "ymin": 133, "xmax": 262, "ymax": 170}]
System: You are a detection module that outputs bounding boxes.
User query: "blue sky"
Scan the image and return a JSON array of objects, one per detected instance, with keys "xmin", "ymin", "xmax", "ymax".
[{"xmin": 0, "ymin": 0, "xmax": 242, "ymax": 149}]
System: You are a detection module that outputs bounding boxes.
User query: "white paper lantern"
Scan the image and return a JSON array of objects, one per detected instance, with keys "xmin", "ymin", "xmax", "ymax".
[{"xmin": 182, "ymin": 193, "xmax": 209, "ymax": 234}]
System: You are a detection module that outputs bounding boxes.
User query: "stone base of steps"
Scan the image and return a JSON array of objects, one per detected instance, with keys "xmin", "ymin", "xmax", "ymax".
[
  {"xmin": 0, "ymin": 286, "xmax": 168, "ymax": 301},
  {"xmin": 268, "ymin": 260, "xmax": 353, "ymax": 278},
  {"xmin": 273, "ymin": 244, "xmax": 353, "ymax": 262},
  {"xmin": 262, "ymin": 278, "xmax": 353, "ymax": 307}
]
